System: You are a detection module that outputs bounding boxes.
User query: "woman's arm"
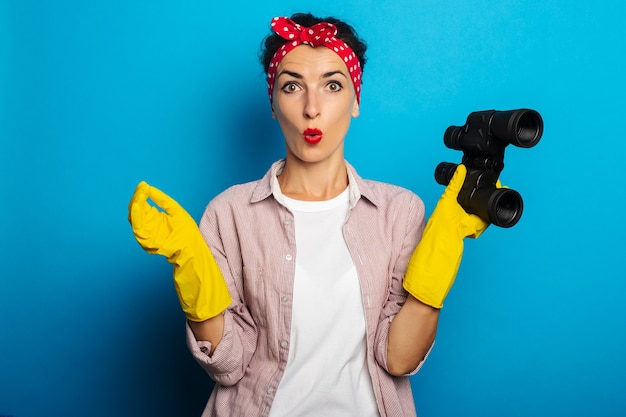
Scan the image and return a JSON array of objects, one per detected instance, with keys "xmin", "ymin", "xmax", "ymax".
[
  {"xmin": 188, "ymin": 314, "xmax": 225, "ymax": 356},
  {"xmin": 386, "ymin": 165, "xmax": 490, "ymax": 376},
  {"xmin": 386, "ymin": 295, "xmax": 439, "ymax": 376},
  {"xmin": 186, "ymin": 189, "xmax": 261, "ymax": 386}
]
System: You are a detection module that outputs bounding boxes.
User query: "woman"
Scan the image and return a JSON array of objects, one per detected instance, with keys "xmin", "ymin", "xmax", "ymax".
[{"xmin": 129, "ymin": 12, "xmax": 488, "ymax": 417}]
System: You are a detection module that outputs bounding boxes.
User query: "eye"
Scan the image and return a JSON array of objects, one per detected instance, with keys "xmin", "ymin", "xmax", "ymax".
[
  {"xmin": 326, "ymin": 81, "xmax": 343, "ymax": 92},
  {"xmin": 281, "ymin": 82, "xmax": 301, "ymax": 93}
]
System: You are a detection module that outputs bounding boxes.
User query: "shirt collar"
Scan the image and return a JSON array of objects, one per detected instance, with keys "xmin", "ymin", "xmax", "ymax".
[{"xmin": 251, "ymin": 159, "xmax": 380, "ymax": 208}]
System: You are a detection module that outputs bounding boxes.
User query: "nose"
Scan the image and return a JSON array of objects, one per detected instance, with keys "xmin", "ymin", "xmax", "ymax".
[{"xmin": 303, "ymin": 90, "xmax": 320, "ymax": 119}]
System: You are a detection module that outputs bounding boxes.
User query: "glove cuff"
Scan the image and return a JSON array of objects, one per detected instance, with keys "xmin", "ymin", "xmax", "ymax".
[{"xmin": 402, "ymin": 230, "xmax": 464, "ymax": 309}]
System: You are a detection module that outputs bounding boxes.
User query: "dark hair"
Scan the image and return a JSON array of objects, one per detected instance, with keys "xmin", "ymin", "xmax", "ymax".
[{"xmin": 259, "ymin": 12, "xmax": 368, "ymax": 75}]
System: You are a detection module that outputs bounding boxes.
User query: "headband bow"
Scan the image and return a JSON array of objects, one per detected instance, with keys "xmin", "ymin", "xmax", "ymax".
[{"xmin": 266, "ymin": 16, "xmax": 362, "ymax": 105}]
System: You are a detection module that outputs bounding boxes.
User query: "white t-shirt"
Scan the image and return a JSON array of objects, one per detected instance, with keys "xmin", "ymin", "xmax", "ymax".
[{"xmin": 269, "ymin": 187, "xmax": 380, "ymax": 417}]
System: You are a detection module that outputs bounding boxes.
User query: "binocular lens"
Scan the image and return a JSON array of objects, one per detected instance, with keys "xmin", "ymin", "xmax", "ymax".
[
  {"xmin": 488, "ymin": 188, "xmax": 523, "ymax": 228},
  {"xmin": 492, "ymin": 109, "xmax": 543, "ymax": 149},
  {"xmin": 435, "ymin": 162, "xmax": 523, "ymax": 228}
]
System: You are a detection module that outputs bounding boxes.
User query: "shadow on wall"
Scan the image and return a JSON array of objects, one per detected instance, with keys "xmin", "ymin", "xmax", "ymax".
[
  {"xmin": 224, "ymin": 76, "xmax": 284, "ymax": 183},
  {"xmin": 120, "ymin": 75, "xmax": 278, "ymax": 415},
  {"xmin": 110, "ymin": 264, "xmax": 216, "ymax": 415}
]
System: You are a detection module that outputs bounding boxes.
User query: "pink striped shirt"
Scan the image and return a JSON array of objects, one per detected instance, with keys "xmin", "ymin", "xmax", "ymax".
[{"xmin": 186, "ymin": 159, "xmax": 427, "ymax": 417}]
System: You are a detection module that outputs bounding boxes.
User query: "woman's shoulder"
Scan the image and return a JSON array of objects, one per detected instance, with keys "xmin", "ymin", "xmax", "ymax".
[
  {"xmin": 347, "ymin": 162, "xmax": 421, "ymax": 200},
  {"xmin": 361, "ymin": 177, "xmax": 419, "ymax": 197},
  {"xmin": 361, "ymin": 178, "xmax": 424, "ymax": 209},
  {"xmin": 348, "ymin": 164, "xmax": 423, "ymax": 206},
  {"xmin": 207, "ymin": 180, "xmax": 261, "ymax": 209}
]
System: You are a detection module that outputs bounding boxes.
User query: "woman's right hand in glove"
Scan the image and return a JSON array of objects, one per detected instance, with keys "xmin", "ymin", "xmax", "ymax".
[{"xmin": 128, "ymin": 181, "xmax": 232, "ymax": 321}]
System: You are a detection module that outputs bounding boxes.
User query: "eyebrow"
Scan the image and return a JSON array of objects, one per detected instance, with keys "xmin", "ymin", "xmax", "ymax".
[{"xmin": 277, "ymin": 69, "xmax": 348, "ymax": 80}]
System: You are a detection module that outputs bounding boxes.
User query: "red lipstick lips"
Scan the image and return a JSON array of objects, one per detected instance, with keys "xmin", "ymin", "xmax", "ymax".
[{"xmin": 303, "ymin": 128, "xmax": 323, "ymax": 145}]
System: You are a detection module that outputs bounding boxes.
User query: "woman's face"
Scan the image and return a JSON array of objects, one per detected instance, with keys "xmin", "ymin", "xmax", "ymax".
[{"xmin": 272, "ymin": 44, "xmax": 360, "ymax": 165}]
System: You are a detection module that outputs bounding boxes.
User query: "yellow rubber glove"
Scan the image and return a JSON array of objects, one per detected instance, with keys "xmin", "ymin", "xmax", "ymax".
[
  {"xmin": 128, "ymin": 181, "xmax": 232, "ymax": 321},
  {"xmin": 403, "ymin": 164, "xmax": 489, "ymax": 309}
]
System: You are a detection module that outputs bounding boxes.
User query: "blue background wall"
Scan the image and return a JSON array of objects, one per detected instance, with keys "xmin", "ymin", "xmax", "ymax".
[{"xmin": 1, "ymin": 0, "xmax": 625, "ymax": 416}]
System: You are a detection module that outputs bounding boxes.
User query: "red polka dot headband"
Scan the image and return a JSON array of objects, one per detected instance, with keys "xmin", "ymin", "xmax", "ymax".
[{"xmin": 266, "ymin": 16, "xmax": 362, "ymax": 105}]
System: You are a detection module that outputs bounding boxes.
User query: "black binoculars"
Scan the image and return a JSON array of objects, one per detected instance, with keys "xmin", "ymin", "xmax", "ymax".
[{"xmin": 434, "ymin": 109, "xmax": 543, "ymax": 228}]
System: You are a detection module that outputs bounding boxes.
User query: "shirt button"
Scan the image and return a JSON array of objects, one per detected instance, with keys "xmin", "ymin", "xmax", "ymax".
[
  {"xmin": 280, "ymin": 340, "xmax": 289, "ymax": 349},
  {"xmin": 267, "ymin": 387, "xmax": 275, "ymax": 394},
  {"xmin": 284, "ymin": 220, "xmax": 292, "ymax": 226},
  {"xmin": 285, "ymin": 254, "xmax": 293, "ymax": 261},
  {"xmin": 281, "ymin": 296, "xmax": 289, "ymax": 303}
]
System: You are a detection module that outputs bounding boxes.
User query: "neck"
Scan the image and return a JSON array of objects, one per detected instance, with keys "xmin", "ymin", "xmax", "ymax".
[{"xmin": 278, "ymin": 156, "xmax": 348, "ymax": 201}]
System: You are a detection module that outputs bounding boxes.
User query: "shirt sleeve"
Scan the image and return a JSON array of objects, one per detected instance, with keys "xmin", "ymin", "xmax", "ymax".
[
  {"xmin": 374, "ymin": 190, "xmax": 428, "ymax": 374},
  {"xmin": 186, "ymin": 312, "xmax": 252, "ymax": 386},
  {"xmin": 186, "ymin": 200, "xmax": 259, "ymax": 387}
]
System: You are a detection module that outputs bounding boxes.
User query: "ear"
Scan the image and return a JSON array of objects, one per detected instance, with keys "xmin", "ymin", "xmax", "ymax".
[
  {"xmin": 272, "ymin": 108, "xmax": 277, "ymax": 120},
  {"xmin": 351, "ymin": 100, "xmax": 360, "ymax": 118}
]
